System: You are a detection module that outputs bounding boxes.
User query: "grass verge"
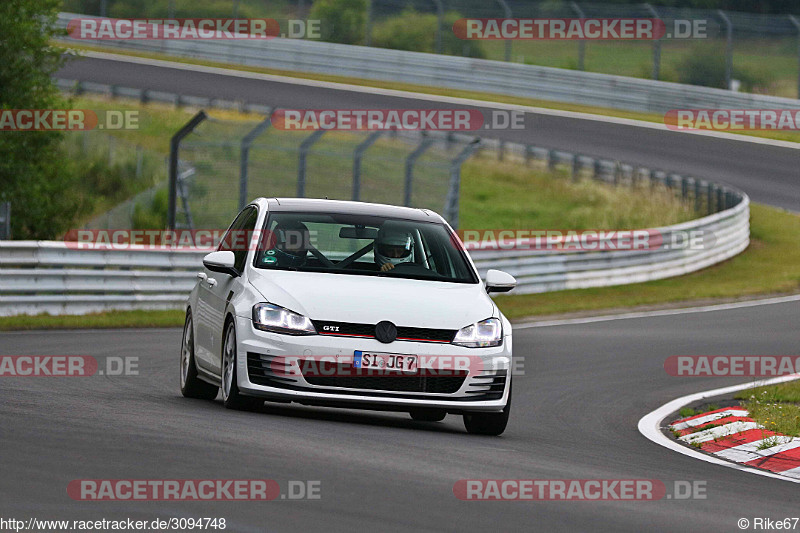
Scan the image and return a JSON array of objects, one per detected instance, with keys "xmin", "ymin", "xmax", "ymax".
[
  {"xmin": 735, "ymin": 380, "xmax": 800, "ymax": 437},
  {"xmin": 59, "ymin": 42, "xmax": 800, "ymax": 145},
  {"xmin": 0, "ymin": 309, "xmax": 185, "ymax": 331}
]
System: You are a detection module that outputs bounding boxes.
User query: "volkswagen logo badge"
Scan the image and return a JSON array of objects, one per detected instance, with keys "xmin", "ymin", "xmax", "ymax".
[{"xmin": 375, "ymin": 321, "xmax": 397, "ymax": 344}]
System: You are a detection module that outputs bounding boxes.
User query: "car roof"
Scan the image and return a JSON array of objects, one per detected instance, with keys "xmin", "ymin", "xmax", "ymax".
[{"xmin": 258, "ymin": 198, "xmax": 445, "ymax": 224}]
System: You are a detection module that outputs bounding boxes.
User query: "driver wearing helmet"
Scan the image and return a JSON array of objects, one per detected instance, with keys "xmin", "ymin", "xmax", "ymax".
[
  {"xmin": 263, "ymin": 220, "xmax": 311, "ymax": 268},
  {"xmin": 374, "ymin": 224, "xmax": 414, "ymax": 272}
]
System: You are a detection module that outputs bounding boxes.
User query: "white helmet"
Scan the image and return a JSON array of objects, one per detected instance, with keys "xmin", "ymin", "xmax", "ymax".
[{"xmin": 374, "ymin": 224, "xmax": 414, "ymax": 267}]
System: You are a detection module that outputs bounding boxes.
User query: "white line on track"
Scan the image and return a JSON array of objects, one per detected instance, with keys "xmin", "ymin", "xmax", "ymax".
[
  {"xmin": 638, "ymin": 374, "xmax": 800, "ymax": 484},
  {"xmin": 513, "ymin": 294, "xmax": 800, "ymax": 329},
  {"xmin": 74, "ymin": 50, "xmax": 800, "ymax": 150}
]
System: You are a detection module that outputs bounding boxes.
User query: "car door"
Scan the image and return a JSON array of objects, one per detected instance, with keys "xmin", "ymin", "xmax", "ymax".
[{"xmin": 194, "ymin": 206, "xmax": 258, "ymax": 375}]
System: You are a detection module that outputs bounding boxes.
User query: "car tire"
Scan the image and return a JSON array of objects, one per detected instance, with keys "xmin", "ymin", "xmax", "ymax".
[
  {"xmin": 463, "ymin": 385, "xmax": 511, "ymax": 436},
  {"xmin": 221, "ymin": 319, "xmax": 261, "ymax": 411},
  {"xmin": 409, "ymin": 408, "xmax": 446, "ymax": 422},
  {"xmin": 180, "ymin": 310, "xmax": 219, "ymax": 400}
]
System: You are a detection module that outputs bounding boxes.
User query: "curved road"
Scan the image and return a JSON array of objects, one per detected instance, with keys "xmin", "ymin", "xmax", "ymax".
[
  {"xmin": 57, "ymin": 54, "xmax": 800, "ymax": 210},
  {"xmin": 2, "ymin": 300, "xmax": 799, "ymax": 531}
]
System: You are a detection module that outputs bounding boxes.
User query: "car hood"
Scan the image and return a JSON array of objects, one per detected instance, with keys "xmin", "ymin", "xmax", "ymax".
[{"xmin": 248, "ymin": 269, "xmax": 494, "ymax": 330}]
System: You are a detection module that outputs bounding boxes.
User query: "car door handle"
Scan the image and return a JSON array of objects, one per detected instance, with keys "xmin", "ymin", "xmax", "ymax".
[
  {"xmin": 206, "ymin": 278, "xmax": 217, "ymax": 287},
  {"xmin": 197, "ymin": 272, "xmax": 207, "ymax": 281}
]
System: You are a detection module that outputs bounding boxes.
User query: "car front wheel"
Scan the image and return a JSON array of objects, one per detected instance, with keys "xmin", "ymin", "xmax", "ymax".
[
  {"xmin": 221, "ymin": 319, "xmax": 261, "ymax": 411},
  {"xmin": 463, "ymin": 388, "xmax": 511, "ymax": 436},
  {"xmin": 180, "ymin": 310, "xmax": 219, "ymax": 400}
]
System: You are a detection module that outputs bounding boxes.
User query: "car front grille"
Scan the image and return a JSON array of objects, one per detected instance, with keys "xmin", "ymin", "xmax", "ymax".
[
  {"xmin": 312, "ymin": 320, "xmax": 456, "ymax": 343},
  {"xmin": 299, "ymin": 362, "xmax": 468, "ymax": 393}
]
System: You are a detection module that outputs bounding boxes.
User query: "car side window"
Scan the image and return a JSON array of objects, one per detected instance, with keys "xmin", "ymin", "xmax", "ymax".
[{"xmin": 218, "ymin": 206, "xmax": 258, "ymax": 273}]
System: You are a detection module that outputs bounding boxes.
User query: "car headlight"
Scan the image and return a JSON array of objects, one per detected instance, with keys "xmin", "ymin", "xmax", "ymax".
[
  {"xmin": 452, "ymin": 318, "xmax": 502, "ymax": 348},
  {"xmin": 252, "ymin": 303, "xmax": 316, "ymax": 335}
]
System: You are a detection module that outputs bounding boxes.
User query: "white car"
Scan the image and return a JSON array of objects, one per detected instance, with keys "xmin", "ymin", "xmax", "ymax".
[{"xmin": 180, "ymin": 198, "xmax": 517, "ymax": 435}]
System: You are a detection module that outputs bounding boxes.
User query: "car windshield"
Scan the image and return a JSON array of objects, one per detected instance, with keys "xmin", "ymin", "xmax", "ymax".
[{"xmin": 254, "ymin": 212, "xmax": 477, "ymax": 284}]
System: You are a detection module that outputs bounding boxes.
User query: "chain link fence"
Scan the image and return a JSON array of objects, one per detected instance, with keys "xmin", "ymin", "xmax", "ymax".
[{"xmin": 171, "ymin": 113, "xmax": 479, "ymax": 230}]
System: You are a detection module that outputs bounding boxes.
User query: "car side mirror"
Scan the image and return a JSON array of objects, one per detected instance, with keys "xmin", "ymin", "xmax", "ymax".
[
  {"xmin": 203, "ymin": 251, "xmax": 239, "ymax": 277},
  {"xmin": 485, "ymin": 269, "xmax": 516, "ymax": 293}
]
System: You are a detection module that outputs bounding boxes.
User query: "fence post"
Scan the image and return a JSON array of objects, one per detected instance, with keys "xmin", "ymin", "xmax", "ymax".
[
  {"xmin": 364, "ymin": 0, "xmax": 373, "ymax": 46},
  {"xmin": 643, "ymin": 3, "xmax": 661, "ymax": 80},
  {"xmin": 135, "ymin": 145, "xmax": 143, "ymax": 180},
  {"xmin": 444, "ymin": 139, "xmax": 481, "ymax": 228},
  {"xmin": 717, "ymin": 10, "xmax": 733, "ymax": 90},
  {"xmin": 571, "ymin": 2, "xmax": 586, "ymax": 70},
  {"xmin": 0, "ymin": 202, "xmax": 10, "ymax": 240},
  {"xmin": 571, "ymin": 154, "xmax": 581, "ymax": 181},
  {"xmin": 495, "ymin": 0, "xmax": 513, "ymax": 62},
  {"xmin": 352, "ymin": 131, "xmax": 383, "ymax": 201},
  {"xmin": 297, "ymin": 130, "xmax": 326, "ymax": 197},
  {"xmin": 168, "ymin": 110, "xmax": 207, "ymax": 231},
  {"xmin": 789, "ymin": 15, "xmax": 800, "ymax": 99},
  {"xmin": 431, "ymin": 0, "xmax": 444, "ymax": 54},
  {"xmin": 404, "ymin": 135, "xmax": 436, "ymax": 207},
  {"xmin": 239, "ymin": 114, "xmax": 273, "ymax": 209}
]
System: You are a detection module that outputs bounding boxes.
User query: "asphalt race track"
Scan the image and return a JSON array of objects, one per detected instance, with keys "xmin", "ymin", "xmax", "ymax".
[
  {"xmin": 57, "ymin": 54, "xmax": 800, "ymax": 210},
  {"xmin": 1, "ymin": 52, "xmax": 797, "ymax": 531},
  {"xmin": 2, "ymin": 301, "xmax": 800, "ymax": 531}
]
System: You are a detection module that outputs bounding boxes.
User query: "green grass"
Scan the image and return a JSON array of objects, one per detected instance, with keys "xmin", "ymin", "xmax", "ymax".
[
  {"xmin": 736, "ymin": 381, "xmax": 800, "ymax": 438},
  {"xmin": 59, "ymin": 42, "xmax": 800, "ymax": 145},
  {"xmin": 0, "ymin": 309, "xmax": 186, "ymax": 331},
  {"xmin": 494, "ymin": 204, "xmax": 800, "ymax": 319},
  {"xmin": 678, "ymin": 404, "xmax": 720, "ymax": 419}
]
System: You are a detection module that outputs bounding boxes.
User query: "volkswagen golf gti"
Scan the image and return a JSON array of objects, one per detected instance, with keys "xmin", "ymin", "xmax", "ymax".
[{"xmin": 180, "ymin": 198, "xmax": 517, "ymax": 435}]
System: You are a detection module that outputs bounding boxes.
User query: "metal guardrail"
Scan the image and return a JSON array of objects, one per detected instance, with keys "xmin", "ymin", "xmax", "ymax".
[
  {"xmin": 56, "ymin": 12, "xmax": 800, "ymax": 114},
  {"xmin": 0, "ymin": 189, "xmax": 748, "ymax": 315}
]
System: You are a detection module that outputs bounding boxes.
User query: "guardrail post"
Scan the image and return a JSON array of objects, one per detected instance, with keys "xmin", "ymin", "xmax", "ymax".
[
  {"xmin": 789, "ymin": 15, "xmax": 800, "ymax": 98},
  {"xmin": 297, "ymin": 130, "xmax": 326, "ymax": 198},
  {"xmin": 643, "ymin": 3, "xmax": 661, "ymax": 80},
  {"xmin": 239, "ymin": 114, "xmax": 272, "ymax": 209},
  {"xmin": 404, "ymin": 134, "xmax": 436, "ymax": 206},
  {"xmin": 681, "ymin": 176, "xmax": 689, "ymax": 199},
  {"xmin": 717, "ymin": 10, "xmax": 733, "ymax": 90},
  {"xmin": 168, "ymin": 110, "xmax": 207, "ymax": 231},
  {"xmin": 593, "ymin": 159, "xmax": 602, "ymax": 180},
  {"xmin": 444, "ymin": 139, "xmax": 481, "ymax": 228},
  {"xmin": 0, "ymin": 202, "xmax": 10, "ymax": 240},
  {"xmin": 498, "ymin": 140, "xmax": 505, "ymax": 161},
  {"xmin": 717, "ymin": 187, "xmax": 724, "ymax": 212},
  {"xmin": 571, "ymin": 2, "xmax": 586, "ymax": 70},
  {"xmin": 352, "ymin": 131, "xmax": 383, "ymax": 201},
  {"xmin": 524, "ymin": 145, "xmax": 534, "ymax": 166},
  {"xmin": 548, "ymin": 150, "xmax": 557, "ymax": 171},
  {"xmin": 495, "ymin": 0, "xmax": 513, "ymax": 62}
]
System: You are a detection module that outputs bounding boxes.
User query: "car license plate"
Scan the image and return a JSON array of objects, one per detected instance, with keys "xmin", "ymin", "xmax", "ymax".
[{"xmin": 354, "ymin": 351, "xmax": 417, "ymax": 373}]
